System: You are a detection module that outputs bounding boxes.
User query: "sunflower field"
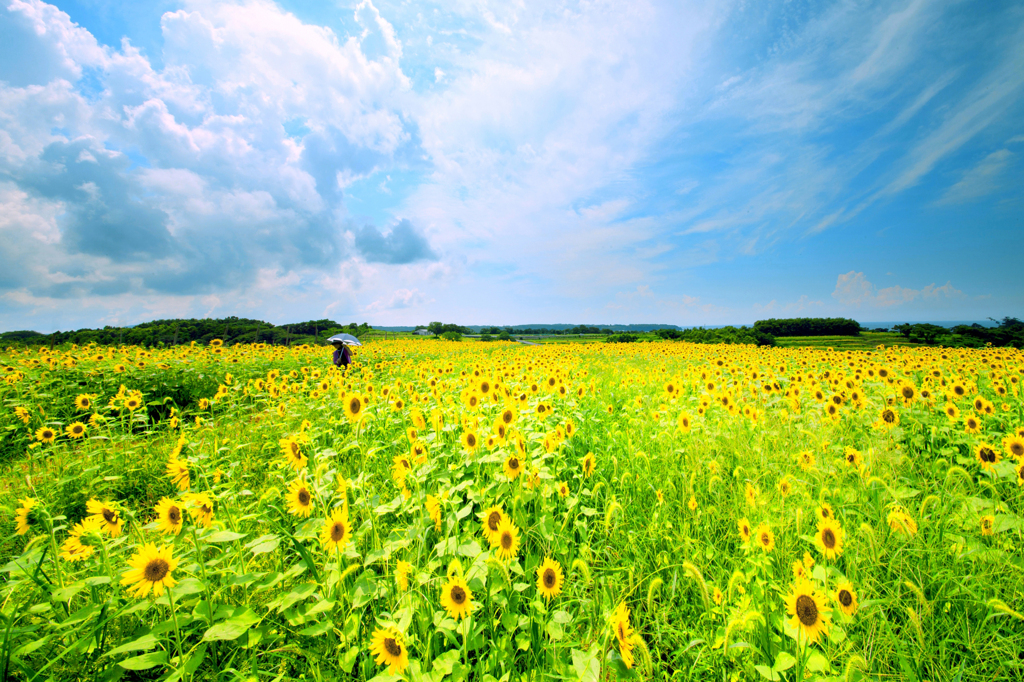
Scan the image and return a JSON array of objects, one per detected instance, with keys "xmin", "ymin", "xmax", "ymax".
[{"xmin": 1, "ymin": 339, "xmax": 1023, "ymax": 681}]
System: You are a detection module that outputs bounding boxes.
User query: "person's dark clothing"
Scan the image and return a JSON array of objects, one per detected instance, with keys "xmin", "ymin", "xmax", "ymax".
[{"xmin": 332, "ymin": 345, "xmax": 351, "ymax": 368}]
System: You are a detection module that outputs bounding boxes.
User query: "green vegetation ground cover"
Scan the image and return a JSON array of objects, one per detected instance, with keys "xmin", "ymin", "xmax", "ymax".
[{"xmin": 1, "ymin": 339, "xmax": 1023, "ymax": 681}]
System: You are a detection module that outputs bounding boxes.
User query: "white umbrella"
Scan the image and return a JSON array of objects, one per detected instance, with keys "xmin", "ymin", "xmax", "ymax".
[{"xmin": 327, "ymin": 333, "xmax": 363, "ymax": 346}]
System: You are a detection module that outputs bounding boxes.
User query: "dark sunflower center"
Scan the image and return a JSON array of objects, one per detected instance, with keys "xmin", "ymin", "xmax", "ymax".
[
  {"xmin": 488, "ymin": 512, "xmax": 501, "ymax": 531},
  {"xmin": 144, "ymin": 558, "xmax": 170, "ymax": 582},
  {"xmin": 73, "ymin": 425, "xmax": 83, "ymax": 434},
  {"xmin": 1011, "ymin": 443, "xmax": 1024, "ymax": 457},
  {"xmin": 350, "ymin": 399, "xmax": 361, "ymax": 413},
  {"xmin": 501, "ymin": 532, "xmax": 513, "ymax": 550},
  {"xmin": 168, "ymin": 506, "xmax": 181, "ymax": 524},
  {"xmin": 883, "ymin": 410, "xmax": 896, "ymax": 423},
  {"xmin": 902, "ymin": 387, "xmax": 914, "ymax": 399},
  {"xmin": 298, "ymin": 488, "xmax": 310, "ymax": 505},
  {"xmin": 290, "ymin": 443, "xmax": 300, "ymax": 456},
  {"xmin": 742, "ymin": 525, "xmax": 749, "ymax": 536},
  {"xmin": 617, "ymin": 623, "xmax": 626, "ymax": 640},
  {"xmin": 543, "ymin": 569, "xmax": 556, "ymax": 588},
  {"xmin": 838, "ymin": 589, "xmax": 852, "ymax": 607},
  {"xmin": 384, "ymin": 637, "xmax": 402, "ymax": 657},
  {"xmin": 467, "ymin": 435, "xmax": 476, "ymax": 446},
  {"xmin": 980, "ymin": 447, "xmax": 996, "ymax": 463},
  {"xmin": 102, "ymin": 508, "xmax": 118, "ymax": 524},
  {"xmin": 451, "ymin": 585, "xmax": 466, "ymax": 604},
  {"xmin": 760, "ymin": 533, "xmax": 770, "ymax": 545},
  {"xmin": 503, "ymin": 411, "xmax": 513, "ymax": 424},
  {"xmin": 331, "ymin": 521, "xmax": 346, "ymax": 542},
  {"xmin": 509, "ymin": 457, "xmax": 519, "ymax": 470},
  {"xmin": 823, "ymin": 529, "xmax": 836, "ymax": 548},
  {"xmin": 795, "ymin": 594, "xmax": 818, "ymax": 626}
]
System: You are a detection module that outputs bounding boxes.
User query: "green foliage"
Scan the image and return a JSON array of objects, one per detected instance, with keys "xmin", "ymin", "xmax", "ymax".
[
  {"xmin": 893, "ymin": 318, "xmax": 1024, "ymax": 348},
  {"xmin": 753, "ymin": 317, "xmax": 862, "ymax": 337},
  {"xmin": 656, "ymin": 326, "xmax": 776, "ymax": 346},
  {"xmin": 0, "ymin": 318, "xmax": 372, "ymax": 349}
]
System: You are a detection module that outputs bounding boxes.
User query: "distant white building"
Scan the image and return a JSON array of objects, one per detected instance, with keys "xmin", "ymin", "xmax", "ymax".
[{"xmin": 413, "ymin": 329, "xmax": 434, "ymax": 336}]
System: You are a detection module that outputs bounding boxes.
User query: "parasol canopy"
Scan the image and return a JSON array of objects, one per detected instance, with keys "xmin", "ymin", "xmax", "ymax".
[{"xmin": 327, "ymin": 333, "xmax": 363, "ymax": 347}]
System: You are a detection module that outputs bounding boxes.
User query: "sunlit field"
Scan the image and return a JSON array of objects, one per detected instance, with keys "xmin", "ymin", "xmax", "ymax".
[{"xmin": 2, "ymin": 339, "xmax": 1023, "ymax": 681}]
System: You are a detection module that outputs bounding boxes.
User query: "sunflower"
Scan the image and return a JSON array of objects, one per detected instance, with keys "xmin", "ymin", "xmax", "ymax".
[
  {"xmin": 980, "ymin": 514, "xmax": 995, "ymax": 536},
  {"xmin": 974, "ymin": 442, "xmax": 1000, "ymax": 471},
  {"xmin": 677, "ymin": 411, "xmax": 692, "ymax": 432},
  {"xmin": 35, "ymin": 426, "xmax": 57, "ymax": 444},
  {"xmin": 744, "ymin": 482, "xmax": 758, "ymax": 508},
  {"xmin": 557, "ymin": 481, "xmax": 570, "ymax": 498},
  {"xmin": 1003, "ymin": 434, "xmax": 1024, "ymax": 460},
  {"xmin": 688, "ymin": 495, "xmax": 698, "ymax": 512},
  {"xmin": 65, "ymin": 422, "xmax": 87, "ymax": 439},
  {"xmin": 320, "ymin": 507, "xmax": 351, "ymax": 551},
  {"xmin": 611, "ymin": 602, "xmax": 635, "ymax": 668},
  {"xmin": 74, "ymin": 394, "xmax": 93, "ymax": 411},
  {"xmin": 878, "ymin": 407, "xmax": 900, "ymax": 428},
  {"xmin": 713, "ymin": 586, "xmax": 724, "ymax": 605},
  {"xmin": 124, "ymin": 396, "xmax": 142, "ymax": 411},
  {"xmin": 481, "ymin": 506, "xmax": 506, "ymax": 545},
  {"xmin": 369, "ymin": 626, "xmax": 409, "ymax": 675},
  {"xmin": 15, "ymin": 498, "xmax": 38, "ymax": 535},
  {"xmin": 426, "ymin": 494, "xmax": 442, "ymax": 531},
  {"xmin": 344, "ymin": 394, "xmax": 365, "ymax": 422},
  {"xmin": 120, "ymin": 543, "xmax": 178, "ymax": 598},
  {"xmin": 843, "ymin": 447, "xmax": 862, "ymax": 468},
  {"xmin": 944, "ymin": 403, "xmax": 960, "ymax": 421},
  {"xmin": 14, "ymin": 406, "xmax": 30, "ymax": 423},
  {"xmin": 785, "ymin": 578, "xmax": 831, "ymax": 644},
  {"xmin": 963, "ymin": 413, "xmax": 981, "ymax": 434},
  {"xmin": 184, "ymin": 492, "xmax": 215, "ymax": 528},
  {"xmin": 792, "ymin": 560, "xmax": 807, "ymax": 579},
  {"xmin": 815, "ymin": 519, "xmax": 844, "ymax": 559},
  {"xmin": 461, "ymin": 430, "xmax": 479, "ymax": 453},
  {"xmin": 778, "ymin": 476, "xmax": 792, "ymax": 497},
  {"xmin": 391, "ymin": 456, "xmax": 412, "ymax": 487},
  {"xmin": 280, "ymin": 437, "xmax": 307, "ymax": 470},
  {"xmin": 817, "ymin": 502, "xmax": 834, "ymax": 522},
  {"xmin": 287, "ymin": 479, "xmax": 315, "ymax": 517},
  {"xmin": 755, "ymin": 523, "xmax": 775, "ymax": 553},
  {"xmin": 61, "ymin": 517, "xmax": 103, "ymax": 561},
  {"xmin": 493, "ymin": 518, "xmax": 520, "ymax": 562},
  {"xmin": 166, "ymin": 457, "xmax": 190, "ymax": 491},
  {"xmin": 503, "ymin": 454, "xmax": 523, "ymax": 481},
  {"xmin": 1016, "ymin": 461, "xmax": 1024, "ymax": 487},
  {"xmin": 87, "ymin": 499, "xmax": 123, "ymax": 537},
  {"xmin": 582, "ymin": 452, "xmax": 597, "ymax": 478},
  {"xmin": 835, "ymin": 581, "xmax": 858, "ymax": 616},
  {"xmin": 395, "ymin": 560, "xmax": 412, "ymax": 592},
  {"xmin": 797, "ymin": 450, "xmax": 816, "ymax": 471},
  {"xmin": 887, "ymin": 506, "xmax": 918, "ymax": 536},
  {"xmin": 440, "ymin": 575, "xmax": 474, "ymax": 621},
  {"xmin": 154, "ymin": 497, "xmax": 184, "ymax": 535},
  {"xmin": 897, "ymin": 381, "xmax": 917, "ymax": 405},
  {"xmin": 737, "ymin": 517, "xmax": 752, "ymax": 543},
  {"xmin": 536, "ymin": 557, "xmax": 564, "ymax": 600},
  {"xmin": 411, "ymin": 440, "xmax": 428, "ymax": 465}
]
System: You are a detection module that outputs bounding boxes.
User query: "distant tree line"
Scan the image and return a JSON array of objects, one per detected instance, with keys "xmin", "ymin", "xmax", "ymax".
[
  {"xmin": 654, "ymin": 327, "xmax": 776, "ymax": 346},
  {"xmin": 752, "ymin": 317, "xmax": 862, "ymax": 337},
  {"xmin": 892, "ymin": 318, "xmax": 1024, "ymax": 348},
  {"xmin": 0, "ymin": 317, "xmax": 371, "ymax": 348}
]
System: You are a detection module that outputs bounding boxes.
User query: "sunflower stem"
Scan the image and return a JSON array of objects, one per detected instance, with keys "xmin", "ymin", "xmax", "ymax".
[{"xmin": 166, "ymin": 586, "xmax": 185, "ymax": 677}]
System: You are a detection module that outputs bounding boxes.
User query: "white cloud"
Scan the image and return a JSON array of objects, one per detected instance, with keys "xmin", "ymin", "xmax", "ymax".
[
  {"xmin": 832, "ymin": 271, "xmax": 965, "ymax": 309},
  {"xmin": 936, "ymin": 149, "xmax": 1014, "ymax": 204}
]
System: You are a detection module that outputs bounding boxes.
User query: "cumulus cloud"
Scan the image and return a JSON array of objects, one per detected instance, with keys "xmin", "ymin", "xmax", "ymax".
[
  {"xmin": 355, "ymin": 219, "xmax": 437, "ymax": 264},
  {"xmin": 363, "ymin": 288, "xmax": 431, "ymax": 313},
  {"xmin": 832, "ymin": 271, "xmax": 965, "ymax": 309},
  {"xmin": 0, "ymin": 0, "xmax": 433, "ymax": 313}
]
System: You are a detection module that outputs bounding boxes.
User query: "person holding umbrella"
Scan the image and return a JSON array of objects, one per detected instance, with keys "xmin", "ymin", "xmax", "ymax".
[{"xmin": 328, "ymin": 333, "xmax": 362, "ymax": 369}]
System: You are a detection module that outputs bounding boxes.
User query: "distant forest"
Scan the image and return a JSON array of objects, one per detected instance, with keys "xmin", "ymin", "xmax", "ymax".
[{"xmin": 0, "ymin": 317, "xmax": 370, "ymax": 348}]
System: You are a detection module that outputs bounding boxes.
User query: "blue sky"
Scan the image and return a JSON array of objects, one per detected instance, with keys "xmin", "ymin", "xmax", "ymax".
[{"xmin": 0, "ymin": 0, "xmax": 1021, "ymax": 332}]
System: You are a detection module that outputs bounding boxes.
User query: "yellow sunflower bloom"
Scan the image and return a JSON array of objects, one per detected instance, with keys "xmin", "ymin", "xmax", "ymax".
[
  {"xmin": 369, "ymin": 626, "xmax": 409, "ymax": 675},
  {"xmin": 440, "ymin": 575, "xmax": 474, "ymax": 621},
  {"xmin": 536, "ymin": 557, "xmax": 564, "ymax": 601},
  {"xmin": 785, "ymin": 578, "xmax": 831, "ymax": 644},
  {"xmin": 121, "ymin": 543, "xmax": 178, "ymax": 598},
  {"xmin": 86, "ymin": 499, "xmax": 123, "ymax": 537},
  {"xmin": 287, "ymin": 479, "xmax": 315, "ymax": 517}
]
